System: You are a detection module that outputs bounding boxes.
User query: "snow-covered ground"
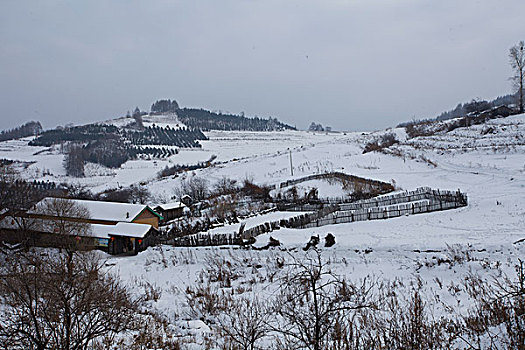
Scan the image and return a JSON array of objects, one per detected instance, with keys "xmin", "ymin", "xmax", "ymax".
[
  {"xmin": 1, "ymin": 113, "xmax": 525, "ymax": 347},
  {"xmin": 114, "ymin": 114, "xmax": 525, "ymax": 346}
]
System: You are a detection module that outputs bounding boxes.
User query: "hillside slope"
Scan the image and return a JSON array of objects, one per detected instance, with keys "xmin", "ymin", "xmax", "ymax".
[
  {"xmin": 102, "ymin": 114, "xmax": 525, "ymax": 348},
  {"xmin": 1, "ymin": 113, "xmax": 524, "ymax": 347}
]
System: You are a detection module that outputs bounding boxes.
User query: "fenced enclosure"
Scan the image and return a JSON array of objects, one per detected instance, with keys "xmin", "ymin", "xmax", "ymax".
[
  {"xmin": 282, "ymin": 187, "xmax": 467, "ymax": 229},
  {"xmin": 275, "ymin": 172, "xmax": 395, "ymax": 205},
  {"xmin": 169, "ymin": 187, "xmax": 467, "ymax": 247},
  {"xmin": 277, "ymin": 172, "xmax": 394, "ymax": 192}
]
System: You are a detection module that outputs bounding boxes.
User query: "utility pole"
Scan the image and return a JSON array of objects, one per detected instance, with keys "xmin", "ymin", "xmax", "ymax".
[{"xmin": 289, "ymin": 149, "xmax": 294, "ymax": 176}]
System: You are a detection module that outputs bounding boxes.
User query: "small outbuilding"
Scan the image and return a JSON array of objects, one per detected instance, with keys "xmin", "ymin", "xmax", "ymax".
[
  {"xmin": 101, "ymin": 222, "xmax": 157, "ymax": 255},
  {"xmin": 154, "ymin": 201, "xmax": 187, "ymax": 222}
]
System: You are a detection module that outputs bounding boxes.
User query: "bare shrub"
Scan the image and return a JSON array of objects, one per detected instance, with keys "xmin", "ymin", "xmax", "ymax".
[
  {"xmin": 203, "ymin": 253, "xmax": 241, "ymax": 287},
  {"xmin": 64, "ymin": 183, "xmax": 94, "ymax": 200},
  {"xmin": 284, "ymin": 185, "xmax": 299, "ymax": 201},
  {"xmin": 241, "ymin": 180, "xmax": 272, "ymax": 200},
  {"xmin": 177, "ymin": 244, "xmax": 524, "ymax": 349},
  {"xmin": 98, "ymin": 187, "xmax": 133, "ymax": 203},
  {"xmin": 419, "ymin": 155, "xmax": 437, "ymax": 167},
  {"xmin": 142, "ymin": 281, "xmax": 163, "ymax": 302},
  {"xmin": 363, "ymin": 133, "xmax": 399, "ymax": 154},
  {"xmin": 129, "ymin": 314, "xmax": 184, "ymax": 350},
  {"xmin": 460, "ymin": 259, "xmax": 525, "ymax": 349},
  {"xmin": 444, "ymin": 243, "xmax": 472, "ymax": 266},
  {"xmin": 209, "ymin": 194, "xmax": 237, "ymax": 221},
  {"xmin": 370, "ymin": 282, "xmax": 457, "ymax": 349},
  {"xmin": 170, "ymin": 249, "xmax": 197, "ymax": 265},
  {"xmin": 185, "ymin": 283, "xmax": 226, "ymax": 320},
  {"xmin": 380, "ymin": 133, "xmax": 399, "ymax": 147},
  {"xmin": 405, "ymin": 122, "xmax": 435, "ymax": 138},
  {"xmin": 362, "ymin": 140, "xmax": 382, "ymax": 153},
  {"xmin": 0, "ymin": 250, "xmax": 137, "ymax": 350},
  {"xmin": 96, "ymin": 184, "xmax": 150, "ymax": 204}
]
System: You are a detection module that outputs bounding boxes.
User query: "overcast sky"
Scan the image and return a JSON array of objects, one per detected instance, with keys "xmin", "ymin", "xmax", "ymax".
[{"xmin": 1, "ymin": 0, "xmax": 524, "ymax": 131}]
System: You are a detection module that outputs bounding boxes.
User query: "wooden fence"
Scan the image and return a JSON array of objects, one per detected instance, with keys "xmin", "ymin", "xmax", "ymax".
[
  {"xmin": 168, "ymin": 232, "xmax": 241, "ymax": 247},
  {"xmin": 169, "ymin": 187, "xmax": 468, "ymax": 247},
  {"xmin": 276, "ymin": 172, "xmax": 395, "ymax": 204},
  {"xmin": 337, "ymin": 187, "xmax": 466, "ymax": 211}
]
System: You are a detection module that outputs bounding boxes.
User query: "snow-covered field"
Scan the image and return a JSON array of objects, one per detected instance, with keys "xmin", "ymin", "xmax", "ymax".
[{"xmin": 1, "ymin": 113, "xmax": 525, "ymax": 347}]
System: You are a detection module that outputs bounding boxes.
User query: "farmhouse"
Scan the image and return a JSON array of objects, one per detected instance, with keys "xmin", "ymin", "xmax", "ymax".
[
  {"xmin": 29, "ymin": 197, "xmax": 163, "ymax": 229},
  {"xmin": 0, "ymin": 198, "xmax": 163, "ymax": 255}
]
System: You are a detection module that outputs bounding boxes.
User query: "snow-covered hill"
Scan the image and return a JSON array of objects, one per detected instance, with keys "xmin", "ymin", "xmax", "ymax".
[
  {"xmin": 103, "ymin": 113, "xmax": 186, "ymax": 129},
  {"xmin": 1, "ymin": 113, "xmax": 524, "ymax": 347},
  {"xmin": 111, "ymin": 114, "xmax": 525, "ymax": 347},
  {"xmin": 1, "ymin": 114, "xmax": 524, "ymax": 233}
]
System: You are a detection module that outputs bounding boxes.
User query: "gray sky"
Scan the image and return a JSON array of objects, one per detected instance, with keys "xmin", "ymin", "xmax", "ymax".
[{"xmin": 1, "ymin": 0, "xmax": 524, "ymax": 132}]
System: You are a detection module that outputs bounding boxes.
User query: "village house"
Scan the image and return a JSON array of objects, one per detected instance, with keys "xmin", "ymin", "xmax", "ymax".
[
  {"xmin": 29, "ymin": 197, "xmax": 163, "ymax": 228},
  {"xmin": 0, "ymin": 197, "xmax": 163, "ymax": 255}
]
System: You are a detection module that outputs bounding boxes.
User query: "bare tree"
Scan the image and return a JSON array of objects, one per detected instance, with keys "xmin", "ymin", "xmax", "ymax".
[
  {"xmin": 64, "ymin": 183, "xmax": 94, "ymax": 200},
  {"xmin": 129, "ymin": 184, "xmax": 151, "ymax": 204},
  {"xmin": 510, "ymin": 40, "xmax": 525, "ymax": 113},
  {"xmin": 32, "ymin": 197, "xmax": 91, "ymax": 249},
  {"xmin": 175, "ymin": 176, "xmax": 209, "ymax": 202},
  {"xmin": 215, "ymin": 296, "xmax": 271, "ymax": 350},
  {"xmin": 0, "ymin": 250, "xmax": 137, "ymax": 350},
  {"xmin": 5, "ymin": 197, "xmax": 94, "ymax": 252},
  {"xmin": 0, "ymin": 165, "xmax": 47, "ymax": 246},
  {"xmin": 0, "ymin": 164, "xmax": 43, "ymax": 215},
  {"xmin": 0, "ymin": 163, "xmax": 17, "ymax": 211},
  {"xmin": 64, "ymin": 143, "xmax": 85, "ymax": 177},
  {"xmin": 272, "ymin": 249, "xmax": 375, "ymax": 350},
  {"xmin": 133, "ymin": 113, "xmax": 144, "ymax": 130},
  {"xmin": 213, "ymin": 177, "xmax": 238, "ymax": 196}
]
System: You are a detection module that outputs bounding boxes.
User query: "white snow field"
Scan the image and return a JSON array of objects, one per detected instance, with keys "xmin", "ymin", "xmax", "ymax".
[{"xmin": 1, "ymin": 113, "xmax": 525, "ymax": 347}]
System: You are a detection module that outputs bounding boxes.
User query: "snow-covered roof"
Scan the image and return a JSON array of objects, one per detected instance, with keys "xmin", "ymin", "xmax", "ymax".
[
  {"xmin": 155, "ymin": 201, "xmax": 186, "ymax": 211},
  {"xmin": 0, "ymin": 216, "xmax": 151, "ymax": 240},
  {"xmin": 0, "ymin": 216, "xmax": 104, "ymax": 238},
  {"xmin": 30, "ymin": 198, "xmax": 162, "ymax": 222},
  {"xmin": 90, "ymin": 224, "xmax": 111, "ymax": 239},
  {"xmin": 107, "ymin": 222, "xmax": 153, "ymax": 238}
]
